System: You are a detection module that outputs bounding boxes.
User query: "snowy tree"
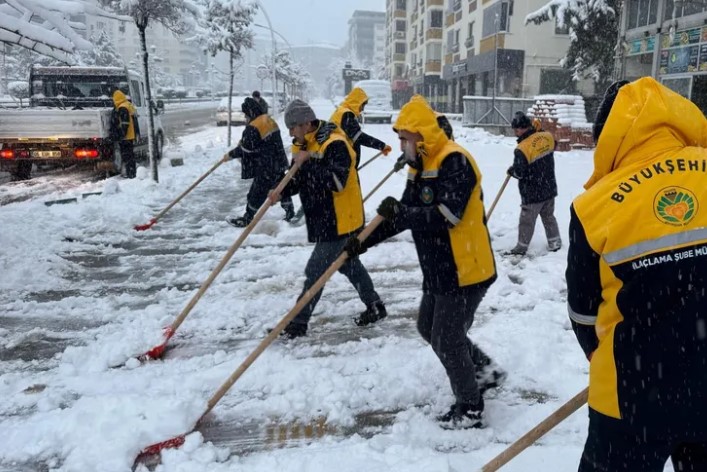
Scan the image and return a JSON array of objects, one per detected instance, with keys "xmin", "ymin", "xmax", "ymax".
[
  {"xmin": 526, "ymin": 0, "xmax": 619, "ymax": 95},
  {"xmin": 0, "ymin": 0, "xmax": 121, "ymax": 62},
  {"xmin": 99, "ymin": 0, "xmax": 201, "ymax": 182},
  {"xmin": 78, "ymin": 30, "xmax": 122, "ymax": 67},
  {"xmin": 8, "ymin": 80, "xmax": 28, "ymax": 106},
  {"xmin": 260, "ymin": 50, "xmax": 311, "ymax": 107},
  {"xmin": 194, "ymin": 0, "xmax": 256, "ymax": 146}
]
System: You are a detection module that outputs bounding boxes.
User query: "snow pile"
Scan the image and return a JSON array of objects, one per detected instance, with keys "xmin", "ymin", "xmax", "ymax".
[{"xmin": 528, "ymin": 94, "xmax": 591, "ymax": 130}]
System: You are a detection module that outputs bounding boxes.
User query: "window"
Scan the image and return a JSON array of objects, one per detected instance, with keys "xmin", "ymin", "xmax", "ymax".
[
  {"xmin": 482, "ymin": 2, "xmax": 510, "ymax": 36},
  {"xmin": 396, "ymin": 19, "xmax": 406, "ymax": 31},
  {"xmin": 555, "ymin": 17, "xmax": 569, "ymax": 35},
  {"xmin": 396, "ymin": 0, "xmax": 406, "ymax": 9},
  {"xmin": 627, "ymin": 0, "xmax": 660, "ymax": 28},
  {"xmin": 454, "ymin": 29, "xmax": 460, "ymax": 44},
  {"xmin": 430, "ymin": 10, "xmax": 443, "ymax": 27},
  {"xmin": 395, "ymin": 42, "xmax": 406, "ymax": 54},
  {"xmin": 420, "ymin": 19, "xmax": 424, "ymax": 36},
  {"xmin": 130, "ymin": 80, "xmax": 143, "ymax": 107},
  {"xmin": 468, "ymin": 21, "xmax": 475, "ymax": 38},
  {"xmin": 665, "ymin": 0, "xmax": 707, "ymax": 19}
]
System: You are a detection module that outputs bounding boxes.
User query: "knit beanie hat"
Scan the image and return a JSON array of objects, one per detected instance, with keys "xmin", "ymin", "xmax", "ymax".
[
  {"xmin": 511, "ymin": 111, "xmax": 532, "ymax": 129},
  {"xmin": 593, "ymin": 80, "xmax": 630, "ymax": 143},
  {"xmin": 284, "ymin": 99, "xmax": 316, "ymax": 128}
]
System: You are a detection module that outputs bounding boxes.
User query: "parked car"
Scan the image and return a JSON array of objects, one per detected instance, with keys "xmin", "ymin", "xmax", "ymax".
[
  {"xmin": 215, "ymin": 96, "xmax": 247, "ymax": 126},
  {"xmin": 354, "ymin": 79, "xmax": 393, "ymax": 124}
]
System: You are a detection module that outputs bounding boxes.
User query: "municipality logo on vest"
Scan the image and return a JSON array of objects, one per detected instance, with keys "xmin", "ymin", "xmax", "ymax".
[{"xmin": 654, "ymin": 186, "xmax": 698, "ymax": 226}]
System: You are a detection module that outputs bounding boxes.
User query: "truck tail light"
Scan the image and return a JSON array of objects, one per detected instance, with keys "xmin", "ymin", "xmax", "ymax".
[
  {"xmin": 0, "ymin": 149, "xmax": 14, "ymax": 159},
  {"xmin": 74, "ymin": 148, "xmax": 100, "ymax": 159}
]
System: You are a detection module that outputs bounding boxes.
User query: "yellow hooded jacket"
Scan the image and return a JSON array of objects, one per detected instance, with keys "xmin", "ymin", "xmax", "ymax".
[
  {"xmin": 112, "ymin": 90, "xmax": 136, "ymax": 141},
  {"xmin": 568, "ymin": 77, "xmax": 707, "ymax": 433},
  {"xmin": 392, "ymin": 96, "xmax": 496, "ymax": 291},
  {"xmin": 330, "ymin": 87, "xmax": 368, "ymax": 144},
  {"xmin": 288, "ymin": 121, "xmax": 363, "ymax": 241}
]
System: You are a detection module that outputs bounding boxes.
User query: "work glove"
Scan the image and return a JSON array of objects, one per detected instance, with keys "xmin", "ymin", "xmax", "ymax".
[
  {"xmin": 315, "ymin": 122, "xmax": 338, "ymax": 145},
  {"xmin": 507, "ymin": 166, "xmax": 519, "ymax": 179},
  {"xmin": 382, "ymin": 145, "xmax": 392, "ymax": 156},
  {"xmin": 344, "ymin": 235, "xmax": 367, "ymax": 257},
  {"xmin": 377, "ymin": 196, "xmax": 402, "ymax": 220},
  {"xmin": 393, "ymin": 154, "xmax": 407, "ymax": 172}
]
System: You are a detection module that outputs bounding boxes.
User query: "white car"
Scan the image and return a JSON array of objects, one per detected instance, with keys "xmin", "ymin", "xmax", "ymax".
[
  {"xmin": 354, "ymin": 79, "xmax": 394, "ymax": 124},
  {"xmin": 216, "ymin": 96, "xmax": 247, "ymax": 126}
]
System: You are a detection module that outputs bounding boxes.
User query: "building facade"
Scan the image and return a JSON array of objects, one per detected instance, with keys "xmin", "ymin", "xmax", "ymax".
[
  {"xmin": 349, "ymin": 10, "xmax": 387, "ymax": 67},
  {"xmin": 617, "ymin": 0, "xmax": 707, "ymax": 114},
  {"xmin": 385, "ymin": 0, "xmax": 592, "ymax": 112},
  {"xmin": 385, "ymin": 0, "xmax": 413, "ymax": 107}
]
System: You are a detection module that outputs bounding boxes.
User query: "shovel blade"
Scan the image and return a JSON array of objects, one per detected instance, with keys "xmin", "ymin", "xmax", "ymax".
[
  {"xmin": 138, "ymin": 327, "xmax": 175, "ymax": 362},
  {"xmin": 136, "ymin": 434, "xmax": 186, "ymax": 461},
  {"xmin": 134, "ymin": 218, "xmax": 157, "ymax": 231}
]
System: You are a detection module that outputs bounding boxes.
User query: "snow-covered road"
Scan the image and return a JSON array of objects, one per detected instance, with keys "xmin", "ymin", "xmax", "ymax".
[{"xmin": 0, "ymin": 99, "xmax": 652, "ymax": 472}]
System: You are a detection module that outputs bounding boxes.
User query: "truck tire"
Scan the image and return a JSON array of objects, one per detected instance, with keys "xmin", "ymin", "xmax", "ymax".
[{"xmin": 11, "ymin": 161, "xmax": 32, "ymax": 181}]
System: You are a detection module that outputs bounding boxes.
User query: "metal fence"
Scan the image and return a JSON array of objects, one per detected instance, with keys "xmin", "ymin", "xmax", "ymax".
[{"xmin": 462, "ymin": 95, "xmax": 536, "ymax": 128}]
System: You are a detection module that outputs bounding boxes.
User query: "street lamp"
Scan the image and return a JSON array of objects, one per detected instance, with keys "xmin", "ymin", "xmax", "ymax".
[{"xmin": 254, "ymin": 0, "xmax": 278, "ymax": 116}]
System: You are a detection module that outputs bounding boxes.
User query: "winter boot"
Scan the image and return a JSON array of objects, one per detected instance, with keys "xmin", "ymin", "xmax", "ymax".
[
  {"xmin": 503, "ymin": 244, "xmax": 527, "ymax": 256},
  {"xmin": 548, "ymin": 238, "xmax": 562, "ymax": 252},
  {"xmin": 227, "ymin": 213, "xmax": 253, "ymax": 228},
  {"xmin": 437, "ymin": 398, "xmax": 485, "ymax": 429},
  {"xmin": 476, "ymin": 363, "xmax": 507, "ymax": 395},
  {"xmin": 283, "ymin": 205, "xmax": 296, "ymax": 222},
  {"xmin": 280, "ymin": 322, "xmax": 307, "ymax": 339},
  {"xmin": 353, "ymin": 300, "xmax": 387, "ymax": 327}
]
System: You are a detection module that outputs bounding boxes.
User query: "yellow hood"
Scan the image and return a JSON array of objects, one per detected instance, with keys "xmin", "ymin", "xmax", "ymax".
[
  {"xmin": 341, "ymin": 87, "xmax": 368, "ymax": 116},
  {"xmin": 586, "ymin": 77, "xmax": 707, "ymax": 189},
  {"xmin": 112, "ymin": 90, "xmax": 128, "ymax": 108},
  {"xmin": 393, "ymin": 94, "xmax": 448, "ymax": 158}
]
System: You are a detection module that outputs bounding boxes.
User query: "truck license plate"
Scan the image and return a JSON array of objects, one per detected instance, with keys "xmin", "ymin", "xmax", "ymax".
[{"xmin": 31, "ymin": 150, "xmax": 61, "ymax": 158}]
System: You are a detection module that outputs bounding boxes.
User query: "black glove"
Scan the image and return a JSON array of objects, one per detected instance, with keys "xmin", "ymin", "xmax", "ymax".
[
  {"xmin": 507, "ymin": 166, "xmax": 518, "ymax": 178},
  {"xmin": 393, "ymin": 154, "xmax": 407, "ymax": 172},
  {"xmin": 377, "ymin": 196, "xmax": 402, "ymax": 220},
  {"xmin": 344, "ymin": 235, "xmax": 366, "ymax": 257},
  {"xmin": 315, "ymin": 122, "xmax": 338, "ymax": 144}
]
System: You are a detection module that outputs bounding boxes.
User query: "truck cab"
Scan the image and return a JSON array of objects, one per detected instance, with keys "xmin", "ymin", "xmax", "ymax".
[{"xmin": 0, "ymin": 66, "xmax": 164, "ymax": 180}]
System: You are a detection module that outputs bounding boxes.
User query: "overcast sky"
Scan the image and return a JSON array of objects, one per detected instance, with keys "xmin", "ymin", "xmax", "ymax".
[{"xmin": 252, "ymin": 0, "xmax": 386, "ymax": 48}]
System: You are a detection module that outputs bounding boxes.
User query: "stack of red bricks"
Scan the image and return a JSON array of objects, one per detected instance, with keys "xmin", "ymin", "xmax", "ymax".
[{"xmin": 527, "ymin": 95, "xmax": 594, "ymax": 152}]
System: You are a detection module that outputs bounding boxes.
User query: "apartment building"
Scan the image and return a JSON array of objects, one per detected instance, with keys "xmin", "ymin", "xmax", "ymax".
[
  {"xmin": 74, "ymin": 13, "xmax": 207, "ymax": 88},
  {"xmin": 385, "ymin": 0, "xmax": 414, "ymax": 107},
  {"xmin": 349, "ymin": 10, "xmax": 387, "ymax": 67},
  {"xmin": 617, "ymin": 0, "xmax": 707, "ymax": 114},
  {"xmin": 385, "ymin": 0, "xmax": 593, "ymax": 112}
]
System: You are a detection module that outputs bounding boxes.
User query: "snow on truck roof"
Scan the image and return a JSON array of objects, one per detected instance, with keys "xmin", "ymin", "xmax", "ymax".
[{"xmin": 32, "ymin": 66, "xmax": 130, "ymax": 76}]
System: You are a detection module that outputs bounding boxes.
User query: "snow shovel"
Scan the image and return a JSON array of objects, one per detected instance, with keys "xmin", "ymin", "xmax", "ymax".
[
  {"xmin": 134, "ymin": 154, "xmax": 230, "ymax": 231},
  {"xmin": 363, "ymin": 166, "xmax": 398, "ymax": 203},
  {"xmin": 485, "ymin": 174, "xmax": 511, "ymax": 220},
  {"xmin": 134, "ymin": 214, "xmax": 386, "ymax": 461},
  {"xmin": 136, "ymin": 161, "xmax": 303, "ymax": 362},
  {"xmin": 479, "ymin": 387, "xmax": 589, "ymax": 472}
]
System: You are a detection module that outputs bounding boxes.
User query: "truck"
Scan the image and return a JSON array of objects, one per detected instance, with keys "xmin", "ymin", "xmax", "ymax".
[{"xmin": 0, "ymin": 66, "xmax": 165, "ymax": 180}]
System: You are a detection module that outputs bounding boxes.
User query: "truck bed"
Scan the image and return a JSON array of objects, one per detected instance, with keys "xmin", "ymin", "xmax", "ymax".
[{"xmin": 0, "ymin": 108, "xmax": 112, "ymax": 140}]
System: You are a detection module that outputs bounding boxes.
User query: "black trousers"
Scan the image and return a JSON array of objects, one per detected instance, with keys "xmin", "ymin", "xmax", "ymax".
[
  {"xmin": 579, "ymin": 408, "xmax": 707, "ymax": 472},
  {"xmin": 245, "ymin": 174, "xmax": 293, "ymax": 217},
  {"xmin": 417, "ymin": 286, "xmax": 491, "ymax": 405},
  {"xmin": 118, "ymin": 140, "xmax": 136, "ymax": 179}
]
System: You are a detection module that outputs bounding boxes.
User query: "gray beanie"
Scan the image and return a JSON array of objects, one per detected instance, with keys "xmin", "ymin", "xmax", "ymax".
[{"xmin": 284, "ymin": 99, "xmax": 316, "ymax": 128}]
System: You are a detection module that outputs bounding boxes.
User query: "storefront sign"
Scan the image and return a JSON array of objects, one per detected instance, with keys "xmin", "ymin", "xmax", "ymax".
[
  {"xmin": 660, "ymin": 45, "xmax": 699, "ymax": 74},
  {"xmin": 342, "ymin": 68, "xmax": 371, "ymax": 80},
  {"xmin": 700, "ymin": 44, "xmax": 707, "ymax": 72},
  {"xmin": 628, "ymin": 36, "xmax": 655, "ymax": 56},
  {"xmin": 452, "ymin": 62, "xmax": 467, "ymax": 74},
  {"xmin": 661, "ymin": 26, "xmax": 702, "ymax": 49}
]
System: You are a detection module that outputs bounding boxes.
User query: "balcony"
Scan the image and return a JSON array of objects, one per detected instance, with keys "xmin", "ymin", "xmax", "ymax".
[
  {"xmin": 446, "ymin": 12, "xmax": 455, "ymax": 27},
  {"xmin": 451, "ymin": 42, "xmax": 460, "ymax": 53},
  {"xmin": 479, "ymin": 34, "xmax": 505, "ymax": 54},
  {"xmin": 444, "ymin": 53, "xmax": 453, "ymax": 65},
  {"xmin": 394, "ymin": 53, "xmax": 406, "ymax": 62},
  {"xmin": 465, "ymin": 36, "xmax": 474, "ymax": 48},
  {"xmin": 426, "ymin": 28, "xmax": 443, "ymax": 40},
  {"xmin": 427, "ymin": 0, "xmax": 444, "ymax": 5},
  {"xmin": 410, "ymin": 39, "xmax": 418, "ymax": 49},
  {"xmin": 395, "ymin": 30, "xmax": 405, "ymax": 39},
  {"xmin": 394, "ymin": 9, "xmax": 406, "ymax": 18},
  {"xmin": 425, "ymin": 60, "xmax": 442, "ymax": 73}
]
